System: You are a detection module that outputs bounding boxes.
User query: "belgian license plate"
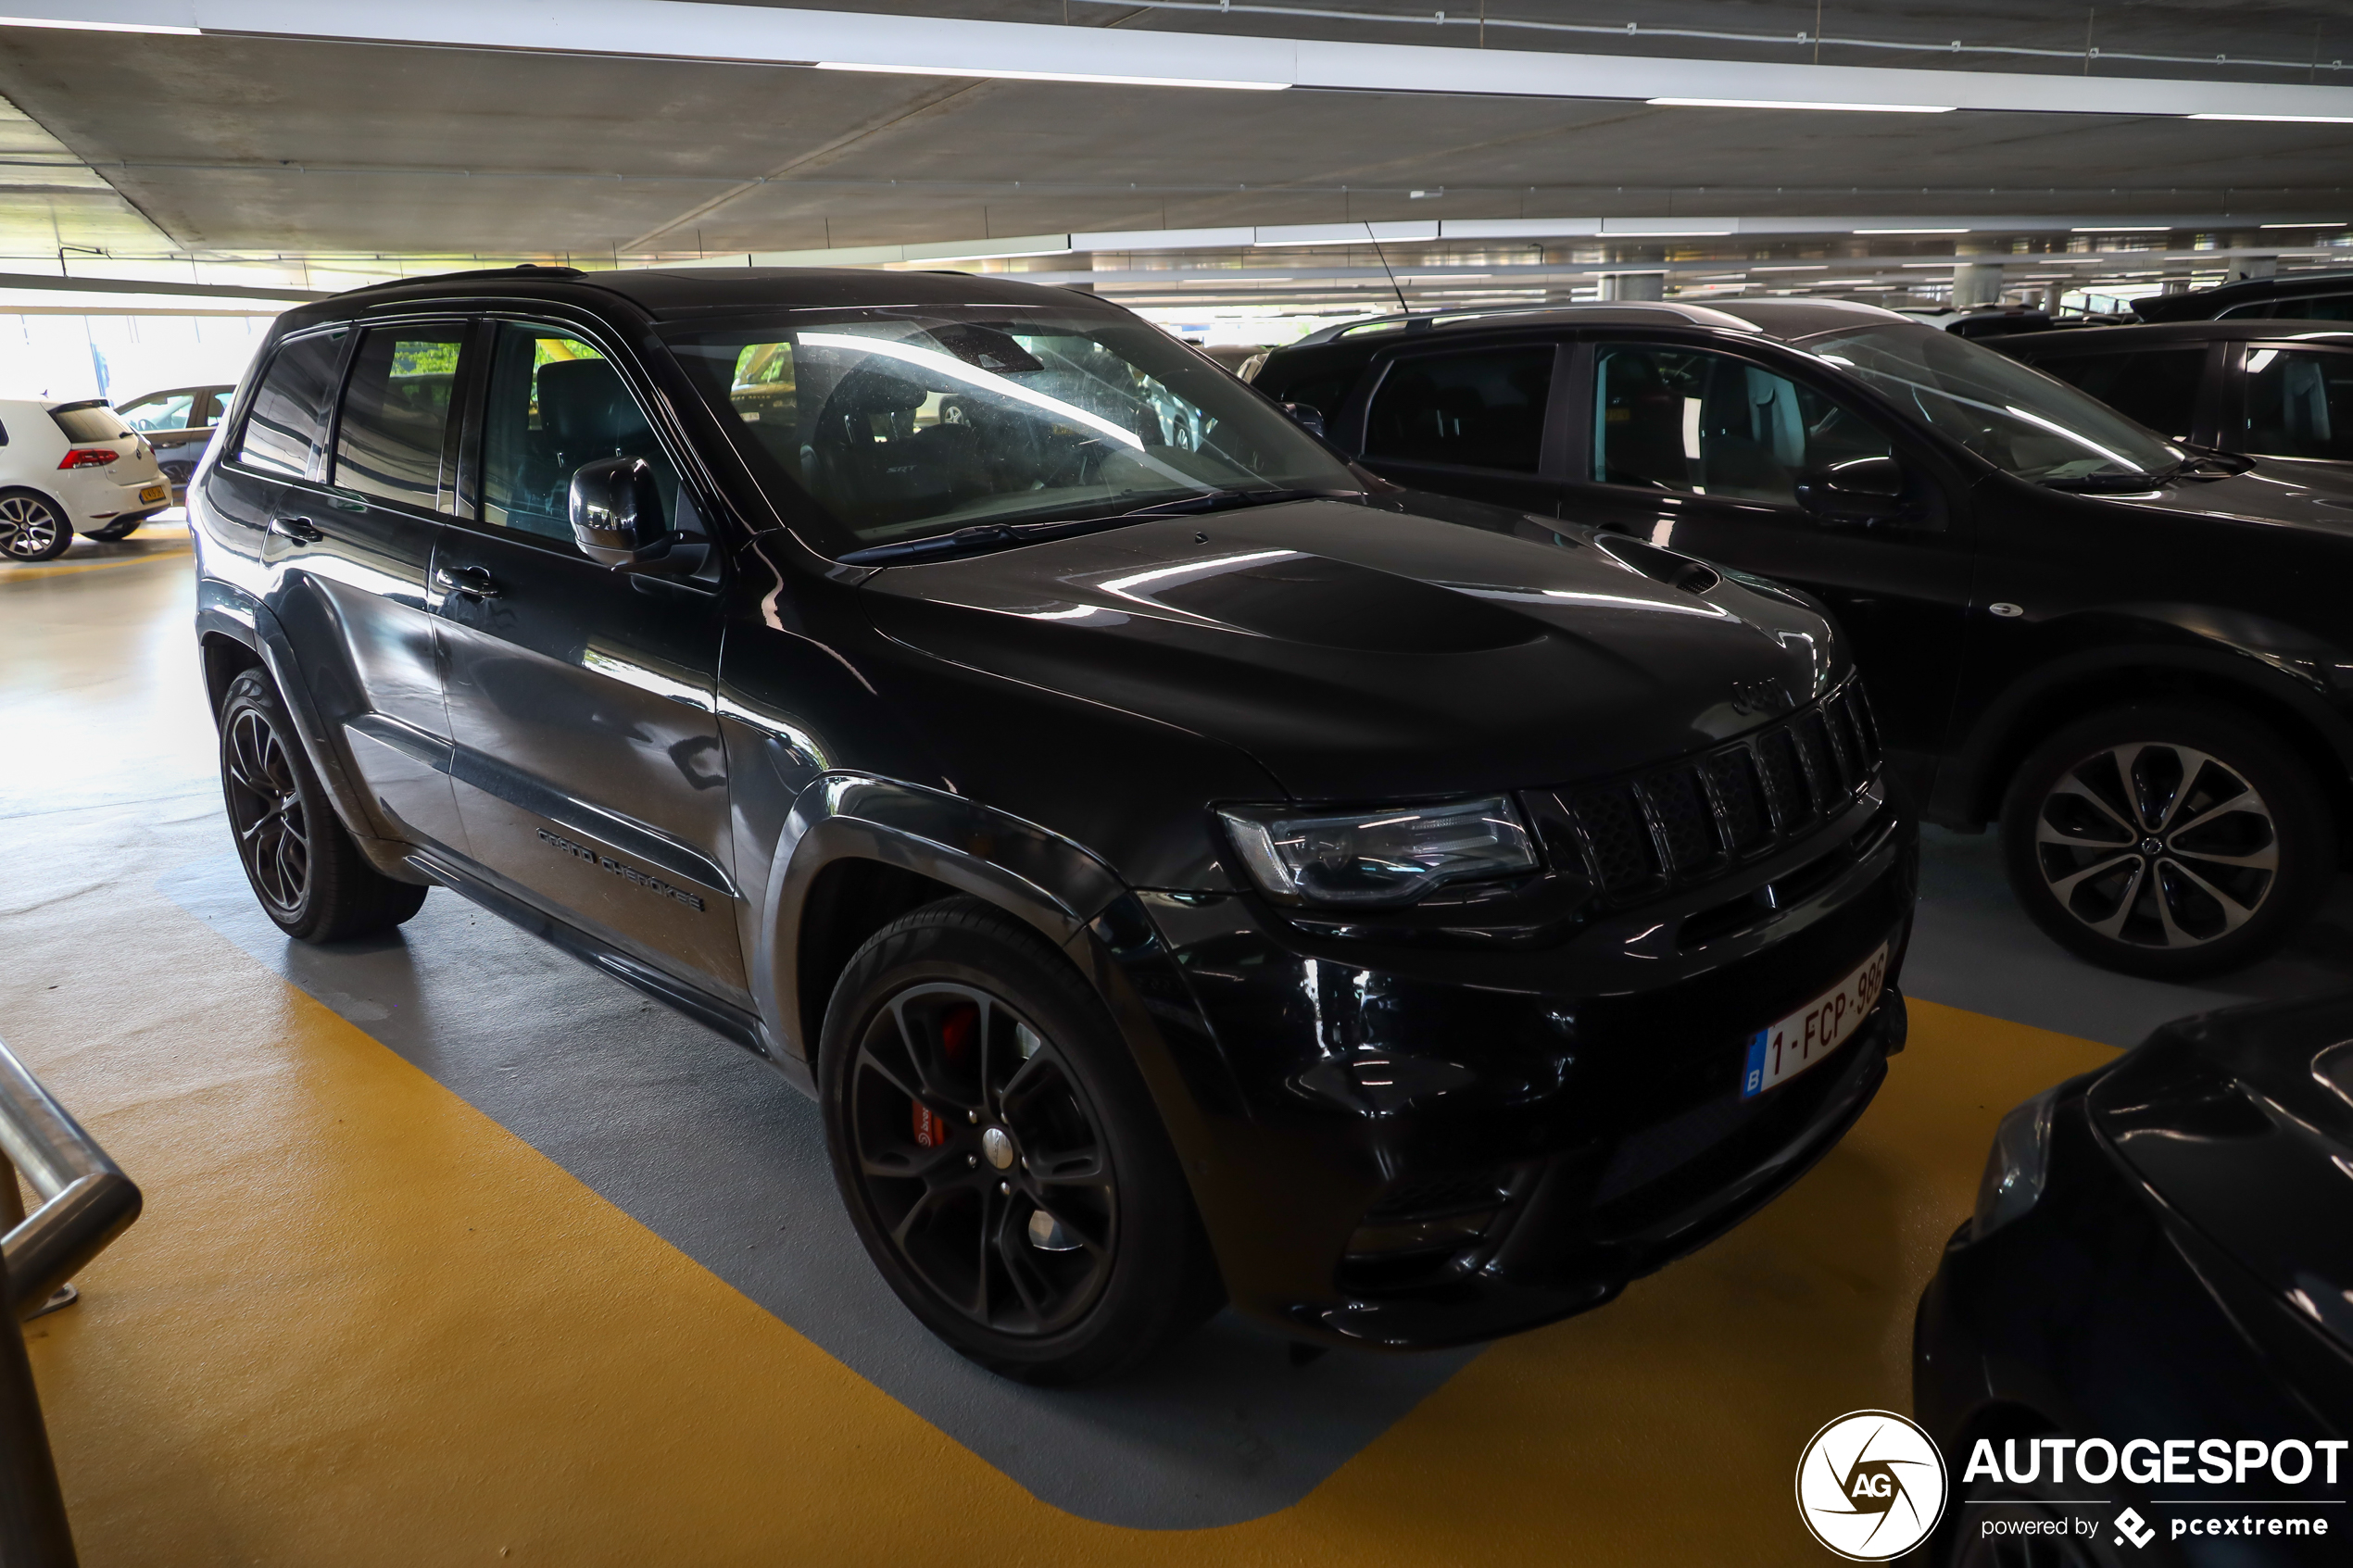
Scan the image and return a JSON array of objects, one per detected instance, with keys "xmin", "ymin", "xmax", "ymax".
[
  {"xmin": 1740, "ymin": 943, "xmax": 1890, "ymax": 1099},
  {"xmin": 138, "ymin": 484, "xmax": 166, "ymax": 504}
]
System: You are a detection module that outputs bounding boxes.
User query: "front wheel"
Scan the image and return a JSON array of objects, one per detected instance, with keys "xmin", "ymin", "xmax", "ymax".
[
  {"xmin": 219, "ymin": 669, "xmax": 429, "ymax": 942},
  {"xmin": 0, "ymin": 492, "xmax": 71, "ymax": 561},
  {"xmin": 2001, "ymin": 703, "xmax": 2335, "ymax": 978},
  {"xmin": 819, "ymin": 897, "xmax": 1221, "ymax": 1385}
]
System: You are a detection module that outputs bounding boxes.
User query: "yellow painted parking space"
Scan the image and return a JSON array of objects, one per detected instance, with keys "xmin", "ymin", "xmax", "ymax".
[{"xmin": 6, "ymin": 851, "xmax": 2113, "ymax": 1566}]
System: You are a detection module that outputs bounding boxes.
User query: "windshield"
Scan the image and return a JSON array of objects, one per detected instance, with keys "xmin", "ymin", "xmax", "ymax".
[
  {"xmin": 665, "ymin": 308, "xmax": 1360, "ymax": 553},
  {"xmin": 1801, "ymin": 323, "xmax": 2183, "ymax": 484}
]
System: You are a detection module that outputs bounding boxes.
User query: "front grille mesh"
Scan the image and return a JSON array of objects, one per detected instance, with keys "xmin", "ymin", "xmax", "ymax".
[{"xmin": 1545, "ymin": 683, "xmax": 1881, "ymax": 903}]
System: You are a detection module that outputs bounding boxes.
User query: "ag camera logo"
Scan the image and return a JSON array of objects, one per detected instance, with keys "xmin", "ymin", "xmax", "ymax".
[{"xmin": 1796, "ymin": 1410, "xmax": 1949, "ymax": 1561}]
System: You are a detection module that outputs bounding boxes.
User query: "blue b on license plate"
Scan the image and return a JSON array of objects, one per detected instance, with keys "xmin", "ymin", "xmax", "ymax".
[{"xmin": 1741, "ymin": 943, "xmax": 1890, "ymax": 1099}]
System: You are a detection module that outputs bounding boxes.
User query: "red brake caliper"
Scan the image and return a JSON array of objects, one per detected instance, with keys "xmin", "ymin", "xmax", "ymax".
[{"xmin": 912, "ymin": 1004, "xmax": 978, "ymax": 1148}]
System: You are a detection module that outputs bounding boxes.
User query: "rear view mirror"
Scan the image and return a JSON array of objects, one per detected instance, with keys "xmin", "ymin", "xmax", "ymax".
[
  {"xmin": 1794, "ymin": 455, "xmax": 1907, "ymax": 526},
  {"xmin": 1281, "ymin": 402, "xmax": 1327, "ymax": 439},
  {"xmin": 569, "ymin": 457, "xmax": 672, "ymax": 568}
]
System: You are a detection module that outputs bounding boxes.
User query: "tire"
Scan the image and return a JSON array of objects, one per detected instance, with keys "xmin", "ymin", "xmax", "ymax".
[
  {"xmin": 218, "ymin": 669, "xmax": 429, "ymax": 942},
  {"xmin": 2001, "ymin": 703, "xmax": 2334, "ymax": 979},
  {"xmin": 818, "ymin": 896, "xmax": 1222, "ymax": 1385},
  {"xmin": 0, "ymin": 491, "xmax": 71, "ymax": 561}
]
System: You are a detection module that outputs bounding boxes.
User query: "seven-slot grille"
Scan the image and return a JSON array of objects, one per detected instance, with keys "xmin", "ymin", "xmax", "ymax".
[{"xmin": 1541, "ymin": 683, "xmax": 1881, "ymax": 901}]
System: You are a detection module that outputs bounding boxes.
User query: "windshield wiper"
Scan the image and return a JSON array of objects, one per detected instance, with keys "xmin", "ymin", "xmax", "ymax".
[{"xmin": 836, "ymin": 487, "xmax": 1364, "ymax": 566}]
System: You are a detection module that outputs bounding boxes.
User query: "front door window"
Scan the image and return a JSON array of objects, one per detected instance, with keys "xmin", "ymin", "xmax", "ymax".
[
  {"xmin": 480, "ymin": 323, "xmax": 682, "ymax": 542},
  {"xmin": 1365, "ymin": 345, "xmax": 1554, "ymax": 472},
  {"xmin": 2245, "ymin": 346, "xmax": 2353, "ymax": 462},
  {"xmin": 1593, "ymin": 344, "xmax": 1893, "ymax": 507}
]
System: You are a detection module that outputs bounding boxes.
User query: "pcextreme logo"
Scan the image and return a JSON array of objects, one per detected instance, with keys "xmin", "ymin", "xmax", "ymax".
[{"xmin": 1795, "ymin": 1410, "xmax": 1950, "ymax": 1561}]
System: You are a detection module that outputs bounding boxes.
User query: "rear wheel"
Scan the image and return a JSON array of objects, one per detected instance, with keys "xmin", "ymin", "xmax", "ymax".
[
  {"xmin": 219, "ymin": 669, "xmax": 428, "ymax": 941},
  {"xmin": 0, "ymin": 492, "xmax": 71, "ymax": 561},
  {"xmin": 2001, "ymin": 703, "xmax": 2334, "ymax": 978},
  {"xmin": 819, "ymin": 897, "xmax": 1221, "ymax": 1384}
]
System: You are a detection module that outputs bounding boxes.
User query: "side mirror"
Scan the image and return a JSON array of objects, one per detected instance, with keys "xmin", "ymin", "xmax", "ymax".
[
  {"xmin": 1281, "ymin": 402, "xmax": 1327, "ymax": 440},
  {"xmin": 569, "ymin": 457, "xmax": 673, "ymax": 569},
  {"xmin": 1794, "ymin": 454, "xmax": 1907, "ymax": 526}
]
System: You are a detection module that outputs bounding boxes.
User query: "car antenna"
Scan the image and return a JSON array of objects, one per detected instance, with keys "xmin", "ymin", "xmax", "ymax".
[{"xmin": 1364, "ymin": 222, "xmax": 1410, "ymax": 315}]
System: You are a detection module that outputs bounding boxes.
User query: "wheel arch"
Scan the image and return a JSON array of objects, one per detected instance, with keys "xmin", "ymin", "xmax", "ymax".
[{"xmin": 1943, "ymin": 646, "xmax": 2353, "ymax": 834}]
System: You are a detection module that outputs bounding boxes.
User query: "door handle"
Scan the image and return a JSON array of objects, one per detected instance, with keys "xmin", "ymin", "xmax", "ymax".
[
  {"xmin": 268, "ymin": 515, "xmax": 322, "ymax": 545},
  {"xmin": 434, "ymin": 565, "xmax": 502, "ymax": 599}
]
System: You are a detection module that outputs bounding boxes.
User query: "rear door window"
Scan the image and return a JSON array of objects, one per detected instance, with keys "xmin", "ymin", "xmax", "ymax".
[
  {"xmin": 234, "ymin": 332, "xmax": 346, "ymax": 478},
  {"xmin": 1592, "ymin": 343, "xmax": 1892, "ymax": 506},
  {"xmin": 2245, "ymin": 346, "xmax": 2353, "ymax": 461},
  {"xmin": 332, "ymin": 325, "xmax": 467, "ymax": 508},
  {"xmin": 1365, "ymin": 345, "xmax": 1554, "ymax": 472},
  {"xmin": 2023, "ymin": 347, "xmax": 2205, "ymax": 441}
]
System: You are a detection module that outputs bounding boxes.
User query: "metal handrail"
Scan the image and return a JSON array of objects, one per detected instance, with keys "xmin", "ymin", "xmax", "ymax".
[
  {"xmin": 0, "ymin": 1034, "xmax": 145, "ymax": 1568},
  {"xmin": 0, "ymin": 1041, "xmax": 140, "ymax": 1316}
]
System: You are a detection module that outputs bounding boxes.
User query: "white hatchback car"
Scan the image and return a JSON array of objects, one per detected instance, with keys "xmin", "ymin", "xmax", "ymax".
[{"xmin": 0, "ymin": 397, "xmax": 171, "ymax": 561}]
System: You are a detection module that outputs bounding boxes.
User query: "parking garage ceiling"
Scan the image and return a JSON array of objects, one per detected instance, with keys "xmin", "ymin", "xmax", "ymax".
[{"xmin": 0, "ymin": 0, "xmax": 2348, "ymax": 321}]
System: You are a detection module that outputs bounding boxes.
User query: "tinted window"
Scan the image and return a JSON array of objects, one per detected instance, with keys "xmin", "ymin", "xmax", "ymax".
[
  {"xmin": 50, "ymin": 404, "xmax": 133, "ymax": 443},
  {"xmin": 333, "ymin": 325, "xmax": 464, "ymax": 508},
  {"xmin": 1593, "ymin": 344, "xmax": 1892, "ymax": 506},
  {"xmin": 666, "ymin": 310, "xmax": 1355, "ymax": 552},
  {"xmin": 1365, "ymin": 346, "xmax": 1553, "ymax": 471},
  {"xmin": 235, "ymin": 332, "xmax": 344, "ymax": 478},
  {"xmin": 479, "ymin": 324, "xmax": 679, "ymax": 542},
  {"xmin": 119, "ymin": 392, "xmax": 194, "ymax": 432},
  {"xmin": 2224, "ymin": 295, "xmax": 2353, "ymax": 322},
  {"xmin": 2246, "ymin": 347, "xmax": 2353, "ymax": 462},
  {"xmin": 2027, "ymin": 347, "xmax": 2204, "ymax": 441}
]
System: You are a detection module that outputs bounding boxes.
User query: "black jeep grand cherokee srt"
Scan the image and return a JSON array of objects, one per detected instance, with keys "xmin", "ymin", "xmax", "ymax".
[{"xmin": 191, "ymin": 266, "xmax": 1914, "ymax": 1383}]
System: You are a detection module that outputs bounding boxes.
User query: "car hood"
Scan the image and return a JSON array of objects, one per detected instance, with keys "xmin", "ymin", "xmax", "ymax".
[
  {"xmin": 2091, "ymin": 997, "xmax": 2353, "ymax": 1361},
  {"xmin": 858, "ymin": 496, "xmax": 1843, "ymax": 799},
  {"xmin": 2087, "ymin": 461, "xmax": 2353, "ymax": 536}
]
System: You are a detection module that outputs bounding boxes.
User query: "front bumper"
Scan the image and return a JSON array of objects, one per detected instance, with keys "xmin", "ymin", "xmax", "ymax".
[{"xmin": 1139, "ymin": 789, "xmax": 1918, "ymax": 1348}]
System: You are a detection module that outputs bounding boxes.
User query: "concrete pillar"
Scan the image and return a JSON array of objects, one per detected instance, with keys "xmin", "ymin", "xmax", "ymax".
[
  {"xmin": 1605, "ymin": 271, "xmax": 1666, "ymax": 301},
  {"xmin": 1952, "ymin": 241, "xmax": 2004, "ymax": 307}
]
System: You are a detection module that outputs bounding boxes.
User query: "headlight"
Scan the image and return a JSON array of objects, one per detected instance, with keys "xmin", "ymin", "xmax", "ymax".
[
  {"xmin": 1970, "ymin": 1087, "xmax": 2059, "ymax": 1241},
  {"xmin": 1217, "ymin": 796, "xmax": 1538, "ymax": 908}
]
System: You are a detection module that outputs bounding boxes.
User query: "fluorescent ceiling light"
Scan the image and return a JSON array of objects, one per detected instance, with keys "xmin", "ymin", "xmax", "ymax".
[
  {"xmin": 1855, "ymin": 227, "xmax": 1970, "ymax": 234},
  {"xmin": 1179, "ymin": 276, "xmax": 1291, "ymax": 283},
  {"xmin": 1400, "ymin": 273, "xmax": 1493, "ymax": 282},
  {"xmin": 1754, "ymin": 264, "xmax": 1831, "ymax": 271},
  {"xmin": 1604, "ymin": 230, "xmax": 1732, "ymax": 237},
  {"xmin": 0, "ymin": 16, "xmax": 198, "ymax": 32},
  {"xmin": 2070, "ymin": 226, "xmax": 2171, "ymax": 232},
  {"xmin": 1647, "ymin": 97, "xmax": 1953, "ymax": 114},
  {"xmin": 2187, "ymin": 112, "xmax": 2353, "ymax": 124},
  {"xmin": 901, "ymin": 247, "xmax": 1073, "ymax": 263},
  {"xmin": 1900, "ymin": 262, "xmax": 1958, "ymax": 269},
  {"xmin": 2261, "ymin": 221, "xmax": 2347, "ymax": 228},
  {"xmin": 815, "ymin": 62, "xmax": 1288, "ymax": 91},
  {"xmin": 1811, "ymin": 279, "xmax": 1877, "ymax": 285}
]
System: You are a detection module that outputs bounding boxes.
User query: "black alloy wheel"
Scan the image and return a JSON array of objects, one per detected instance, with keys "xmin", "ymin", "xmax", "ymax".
[
  {"xmin": 217, "ymin": 669, "xmax": 429, "ymax": 942},
  {"xmin": 0, "ymin": 492, "xmax": 71, "ymax": 561},
  {"xmin": 820, "ymin": 897, "xmax": 1221, "ymax": 1384},
  {"xmin": 2003, "ymin": 704, "xmax": 2334, "ymax": 979},
  {"xmin": 848, "ymin": 982, "xmax": 1116, "ymax": 1336}
]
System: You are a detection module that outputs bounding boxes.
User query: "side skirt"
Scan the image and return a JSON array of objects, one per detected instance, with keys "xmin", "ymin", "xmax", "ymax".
[{"xmin": 405, "ymin": 848, "xmax": 815, "ymax": 1098}]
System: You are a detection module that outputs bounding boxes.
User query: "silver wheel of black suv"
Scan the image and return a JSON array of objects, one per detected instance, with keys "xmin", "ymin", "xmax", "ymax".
[
  {"xmin": 217, "ymin": 669, "xmax": 430, "ymax": 943},
  {"xmin": 819, "ymin": 897, "xmax": 1221, "ymax": 1385},
  {"xmin": 2002, "ymin": 704, "xmax": 2334, "ymax": 979}
]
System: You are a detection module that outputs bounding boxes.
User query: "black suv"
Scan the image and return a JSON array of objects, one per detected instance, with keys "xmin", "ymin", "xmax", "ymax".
[
  {"xmin": 2133, "ymin": 269, "xmax": 2353, "ymax": 324},
  {"xmin": 191, "ymin": 267, "xmax": 1913, "ymax": 1382},
  {"xmin": 1257, "ymin": 299, "xmax": 2353, "ymax": 978},
  {"xmin": 1996, "ymin": 320, "xmax": 2353, "ymax": 478}
]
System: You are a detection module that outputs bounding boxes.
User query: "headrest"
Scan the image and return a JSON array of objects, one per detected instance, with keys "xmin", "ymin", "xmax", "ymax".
[{"xmin": 538, "ymin": 358, "xmax": 649, "ymax": 449}]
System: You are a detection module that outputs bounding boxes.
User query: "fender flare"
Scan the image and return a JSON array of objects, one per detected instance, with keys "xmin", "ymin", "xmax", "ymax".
[
  {"xmin": 1940, "ymin": 630, "xmax": 2353, "ymax": 824},
  {"xmin": 195, "ymin": 583, "xmax": 408, "ymax": 870},
  {"xmin": 752, "ymin": 773, "xmax": 1126, "ymax": 1062}
]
